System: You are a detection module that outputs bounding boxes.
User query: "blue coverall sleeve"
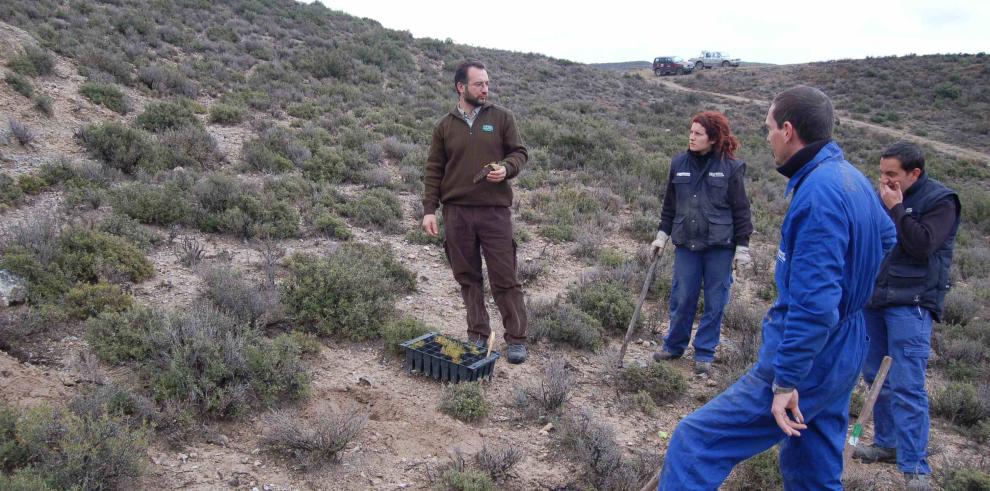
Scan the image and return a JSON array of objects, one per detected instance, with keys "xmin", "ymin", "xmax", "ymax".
[{"xmin": 773, "ymin": 199, "xmax": 849, "ymax": 389}]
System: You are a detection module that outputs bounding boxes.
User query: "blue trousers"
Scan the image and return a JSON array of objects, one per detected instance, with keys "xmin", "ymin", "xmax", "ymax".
[
  {"xmin": 658, "ymin": 367, "xmax": 859, "ymax": 490},
  {"xmin": 663, "ymin": 247, "xmax": 734, "ymax": 362},
  {"xmin": 863, "ymin": 306, "xmax": 932, "ymax": 475}
]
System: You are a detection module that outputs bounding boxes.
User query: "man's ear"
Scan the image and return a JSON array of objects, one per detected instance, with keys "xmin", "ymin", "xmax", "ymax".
[
  {"xmin": 910, "ymin": 167, "xmax": 922, "ymax": 179},
  {"xmin": 782, "ymin": 121, "xmax": 795, "ymax": 142},
  {"xmin": 455, "ymin": 82, "xmax": 464, "ymax": 96}
]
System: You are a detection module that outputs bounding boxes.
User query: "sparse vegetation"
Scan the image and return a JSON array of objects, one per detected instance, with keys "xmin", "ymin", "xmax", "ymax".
[
  {"xmin": 282, "ymin": 244, "xmax": 415, "ymax": 339},
  {"xmin": 79, "ymin": 82, "xmax": 130, "ymax": 114},
  {"xmin": 439, "ymin": 382, "xmax": 490, "ymax": 423},
  {"xmin": 260, "ymin": 406, "xmax": 368, "ymax": 469},
  {"xmin": 514, "ymin": 355, "xmax": 575, "ymax": 419}
]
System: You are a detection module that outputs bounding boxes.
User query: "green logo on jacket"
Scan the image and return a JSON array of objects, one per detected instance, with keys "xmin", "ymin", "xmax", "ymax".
[{"xmin": 481, "ymin": 124, "xmax": 494, "ymax": 132}]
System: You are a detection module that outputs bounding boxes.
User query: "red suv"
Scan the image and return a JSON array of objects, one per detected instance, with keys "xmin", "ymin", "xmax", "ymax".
[{"xmin": 653, "ymin": 56, "xmax": 692, "ymax": 76}]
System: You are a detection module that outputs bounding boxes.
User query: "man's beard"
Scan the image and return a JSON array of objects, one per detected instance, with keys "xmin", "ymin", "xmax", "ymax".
[{"xmin": 464, "ymin": 93, "xmax": 486, "ymax": 108}]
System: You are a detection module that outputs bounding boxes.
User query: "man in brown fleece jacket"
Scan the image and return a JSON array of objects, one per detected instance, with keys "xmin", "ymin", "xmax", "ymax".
[{"xmin": 421, "ymin": 60, "xmax": 529, "ymax": 364}]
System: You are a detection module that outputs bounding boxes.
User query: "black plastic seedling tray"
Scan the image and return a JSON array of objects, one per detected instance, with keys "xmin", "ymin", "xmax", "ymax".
[{"xmin": 400, "ymin": 332, "xmax": 500, "ymax": 382}]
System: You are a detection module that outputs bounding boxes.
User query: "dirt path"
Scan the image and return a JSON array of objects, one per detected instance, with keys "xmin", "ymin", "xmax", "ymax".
[{"xmin": 649, "ymin": 75, "xmax": 990, "ymax": 163}]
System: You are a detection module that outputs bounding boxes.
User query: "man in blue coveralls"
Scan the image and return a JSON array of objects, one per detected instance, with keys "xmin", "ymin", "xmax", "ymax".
[
  {"xmin": 658, "ymin": 85, "xmax": 896, "ymax": 490},
  {"xmin": 853, "ymin": 141, "xmax": 960, "ymax": 491}
]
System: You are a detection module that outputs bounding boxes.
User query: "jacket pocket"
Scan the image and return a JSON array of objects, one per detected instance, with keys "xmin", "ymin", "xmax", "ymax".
[
  {"xmin": 705, "ymin": 176, "xmax": 729, "ymax": 208},
  {"xmin": 671, "ymin": 216, "xmax": 687, "ymax": 245},
  {"xmin": 706, "ymin": 213, "xmax": 733, "ymax": 246}
]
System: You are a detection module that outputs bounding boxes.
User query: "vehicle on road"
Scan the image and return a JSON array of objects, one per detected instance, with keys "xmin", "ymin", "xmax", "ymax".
[
  {"xmin": 653, "ymin": 56, "xmax": 693, "ymax": 76},
  {"xmin": 688, "ymin": 51, "xmax": 741, "ymax": 70}
]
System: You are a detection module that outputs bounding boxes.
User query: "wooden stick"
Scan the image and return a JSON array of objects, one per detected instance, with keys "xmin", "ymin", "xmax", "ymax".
[
  {"xmin": 639, "ymin": 471, "xmax": 660, "ymax": 491},
  {"xmin": 618, "ymin": 243, "xmax": 667, "ymax": 368},
  {"xmin": 486, "ymin": 330, "xmax": 495, "ymax": 358},
  {"xmin": 843, "ymin": 355, "xmax": 893, "ymax": 465}
]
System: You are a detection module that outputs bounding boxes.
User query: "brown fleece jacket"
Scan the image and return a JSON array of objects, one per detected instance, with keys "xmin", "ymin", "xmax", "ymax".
[{"xmin": 422, "ymin": 103, "xmax": 527, "ymax": 215}]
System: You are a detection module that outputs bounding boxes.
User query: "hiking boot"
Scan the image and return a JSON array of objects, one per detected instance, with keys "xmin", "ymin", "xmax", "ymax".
[
  {"xmin": 506, "ymin": 344, "xmax": 527, "ymax": 364},
  {"xmin": 852, "ymin": 444, "xmax": 897, "ymax": 464},
  {"xmin": 694, "ymin": 361, "xmax": 712, "ymax": 375},
  {"xmin": 652, "ymin": 350, "xmax": 682, "ymax": 362},
  {"xmin": 905, "ymin": 473, "xmax": 931, "ymax": 491}
]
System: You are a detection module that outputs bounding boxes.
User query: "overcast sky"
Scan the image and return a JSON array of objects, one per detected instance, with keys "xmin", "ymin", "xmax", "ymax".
[{"xmin": 316, "ymin": 0, "xmax": 990, "ymax": 65}]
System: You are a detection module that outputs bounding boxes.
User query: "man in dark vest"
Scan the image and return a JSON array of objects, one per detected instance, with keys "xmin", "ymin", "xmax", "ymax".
[{"xmin": 854, "ymin": 141, "xmax": 960, "ymax": 491}]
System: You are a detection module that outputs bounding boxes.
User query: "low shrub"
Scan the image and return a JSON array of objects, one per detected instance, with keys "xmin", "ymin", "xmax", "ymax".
[
  {"xmin": 64, "ymin": 281, "xmax": 133, "ymax": 320},
  {"xmin": 97, "ymin": 214, "xmax": 162, "ymax": 251},
  {"xmin": 941, "ymin": 467, "xmax": 990, "ymax": 491},
  {"xmin": 567, "ymin": 278, "xmax": 638, "ymax": 334},
  {"xmin": 312, "ymin": 210, "xmax": 352, "ymax": 240},
  {"xmin": 158, "ymin": 126, "xmax": 224, "ymax": 170},
  {"xmin": 112, "ymin": 181, "xmax": 192, "ymax": 225},
  {"xmin": 56, "ymin": 227, "xmax": 154, "ymax": 284},
  {"xmin": 208, "ymin": 102, "xmax": 246, "ymax": 125},
  {"xmin": 200, "ymin": 264, "xmax": 280, "ymax": 326},
  {"xmin": 942, "ymin": 289, "xmax": 981, "ymax": 326},
  {"xmin": 931, "ymin": 381, "xmax": 990, "ymax": 427},
  {"xmin": 260, "ymin": 406, "xmax": 368, "ymax": 469},
  {"xmin": 33, "ymin": 94, "xmax": 53, "ymax": 116},
  {"xmin": 382, "ymin": 317, "xmax": 431, "ymax": 356},
  {"xmin": 16, "ymin": 174, "xmax": 47, "ymax": 195},
  {"xmin": 6, "ymin": 45, "xmax": 55, "ymax": 77},
  {"xmin": 527, "ymin": 299, "xmax": 605, "ymax": 351},
  {"xmin": 0, "ymin": 172, "xmax": 24, "ymax": 208},
  {"xmin": 85, "ymin": 304, "xmax": 163, "ymax": 364},
  {"xmin": 9, "ymin": 118, "xmax": 36, "ymax": 146},
  {"xmin": 474, "ymin": 442, "xmax": 522, "ymax": 481},
  {"xmin": 730, "ymin": 448, "xmax": 783, "ymax": 491},
  {"xmin": 559, "ymin": 408, "xmax": 661, "ymax": 491},
  {"xmin": 282, "ymin": 244, "xmax": 415, "ymax": 339},
  {"xmin": 79, "ymin": 82, "xmax": 130, "ymax": 114},
  {"xmin": 0, "ymin": 403, "xmax": 146, "ymax": 490},
  {"xmin": 514, "ymin": 355, "xmax": 575, "ymax": 419},
  {"xmin": 438, "ymin": 467, "xmax": 495, "ymax": 491},
  {"xmin": 135, "ymin": 98, "xmax": 201, "ymax": 132},
  {"xmin": 5, "ymin": 72, "xmax": 32, "ymax": 97},
  {"xmin": 616, "ymin": 362, "xmax": 686, "ymax": 405},
  {"xmin": 78, "ymin": 122, "xmax": 159, "ymax": 174},
  {"xmin": 340, "ymin": 188, "xmax": 403, "ymax": 233},
  {"xmin": 439, "ymin": 382, "xmax": 490, "ymax": 423}
]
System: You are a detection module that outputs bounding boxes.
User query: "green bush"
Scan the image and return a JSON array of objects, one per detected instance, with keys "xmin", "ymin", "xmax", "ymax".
[
  {"xmin": 313, "ymin": 210, "xmax": 353, "ymax": 240},
  {"xmin": 931, "ymin": 382, "xmax": 990, "ymax": 427},
  {"xmin": 64, "ymin": 281, "xmax": 133, "ymax": 320},
  {"xmin": 16, "ymin": 174, "xmax": 47, "ymax": 195},
  {"xmin": 6, "ymin": 45, "xmax": 55, "ymax": 77},
  {"xmin": 85, "ymin": 305, "xmax": 163, "ymax": 364},
  {"xmin": 0, "ymin": 172, "xmax": 24, "ymax": 208},
  {"xmin": 56, "ymin": 227, "xmax": 154, "ymax": 284},
  {"xmin": 0, "ymin": 246, "xmax": 71, "ymax": 303},
  {"xmin": 135, "ymin": 98, "xmax": 201, "ymax": 132},
  {"xmin": 0, "ymin": 403, "xmax": 146, "ymax": 491},
  {"xmin": 158, "ymin": 126, "xmax": 223, "ymax": 170},
  {"xmin": 5, "ymin": 72, "xmax": 32, "ymax": 97},
  {"xmin": 439, "ymin": 467, "xmax": 495, "ymax": 491},
  {"xmin": 617, "ymin": 362, "xmax": 686, "ymax": 405},
  {"xmin": 78, "ymin": 122, "xmax": 160, "ymax": 174},
  {"xmin": 242, "ymin": 127, "xmax": 308, "ymax": 173},
  {"xmin": 382, "ymin": 317, "xmax": 431, "ymax": 355},
  {"xmin": 340, "ymin": 188, "xmax": 403, "ymax": 232},
  {"xmin": 112, "ymin": 181, "xmax": 192, "ymax": 226},
  {"xmin": 245, "ymin": 334, "xmax": 311, "ymax": 406},
  {"xmin": 79, "ymin": 82, "xmax": 130, "ymax": 114},
  {"xmin": 208, "ymin": 102, "xmax": 246, "ymax": 125},
  {"xmin": 439, "ymin": 382, "xmax": 490, "ymax": 423},
  {"xmin": 149, "ymin": 305, "xmax": 309, "ymax": 418},
  {"xmin": 32, "ymin": 94, "xmax": 53, "ymax": 116},
  {"xmin": 567, "ymin": 279, "xmax": 638, "ymax": 333},
  {"xmin": 942, "ymin": 468, "xmax": 990, "ymax": 491},
  {"xmin": 732, "ymin": 448, "xmax": 783, "ymax": 490},
  {"xmin": 97, "ymin": 214, "xmax": 161, "ymax": 251},
  {"xmin": 527, "ymin": 299, "xmax": 605, "ymax": 351},
  {"xmin": 282, "ymin": 244, "xmax": 415, "ymax": 339}
]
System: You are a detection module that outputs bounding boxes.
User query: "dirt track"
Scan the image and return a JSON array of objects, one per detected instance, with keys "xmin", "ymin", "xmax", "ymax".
[{"xmin": 649, "ymin": 74, "xmax": 990, "ymax": 164}]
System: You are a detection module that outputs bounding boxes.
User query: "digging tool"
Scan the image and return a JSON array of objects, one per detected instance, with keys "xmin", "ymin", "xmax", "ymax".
[
  {"xmin": 618, "ymin": 242, "xmax": 669, "ymax": 368},
  {"xmin": 486, "ymin": 329, "xmax": 495, "ymax": 358},
  {"xmin": 843, "ymin": 355, "xmax": 893, "ymax": 466}
]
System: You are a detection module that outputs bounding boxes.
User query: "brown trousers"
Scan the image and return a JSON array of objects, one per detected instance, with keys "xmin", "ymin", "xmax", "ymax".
[{"xmin": 442, "ymin": 204, "xmax": 527, "ymax": 344}]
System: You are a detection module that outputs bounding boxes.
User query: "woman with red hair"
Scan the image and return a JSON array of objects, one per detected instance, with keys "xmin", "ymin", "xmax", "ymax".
[{"xmin": 650, "ymin": 111, "xmax": 753, "ymax": 375}]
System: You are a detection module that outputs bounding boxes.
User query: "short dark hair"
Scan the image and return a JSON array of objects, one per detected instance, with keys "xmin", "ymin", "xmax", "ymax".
[
  {"xmin": 454, "ymin": 60, "xmax": 486, "ymax": 93},
  {"xmin": 771, "ymin": 85, "xmax": 834, "ymax": 143},
  {"xmin": 881, "ymin": 140, "xmax": 925, "ymax": 172}
]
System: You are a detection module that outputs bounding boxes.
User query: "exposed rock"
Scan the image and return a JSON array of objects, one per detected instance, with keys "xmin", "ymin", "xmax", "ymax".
[{"xmin": 0, "ymin": 270, "xmax": 27, "ymax": 307}]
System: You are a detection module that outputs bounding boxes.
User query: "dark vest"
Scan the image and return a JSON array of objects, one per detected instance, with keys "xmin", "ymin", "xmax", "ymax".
[
  {"xmin": 868, "ymin": 174, "xmax": 959, "ymax": 321},
  {"xmin": 669, "ymin": 152, "xmax": 742, "ymax": 251}
]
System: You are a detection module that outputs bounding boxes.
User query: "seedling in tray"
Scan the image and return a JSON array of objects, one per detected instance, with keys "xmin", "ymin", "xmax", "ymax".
[{"xmin": 401, "ymin": 332, "xmax": 500, "ymax": 383}]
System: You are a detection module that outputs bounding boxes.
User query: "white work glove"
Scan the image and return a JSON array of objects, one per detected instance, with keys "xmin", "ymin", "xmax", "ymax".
[
  {"xmin": 651, "ymin": 230, "xmax": 670, "ymax": 255},
  {"xmin": 734, "ymin": 245, "xmax": 752, "ymax": 269}
]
